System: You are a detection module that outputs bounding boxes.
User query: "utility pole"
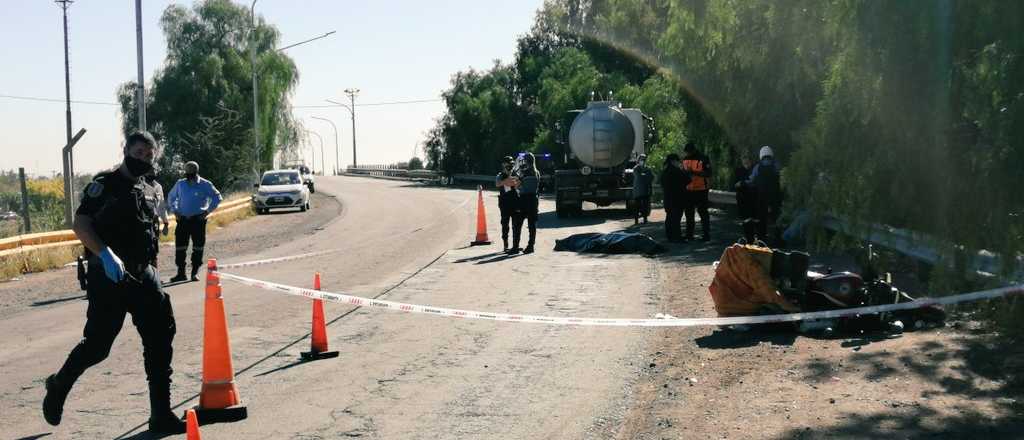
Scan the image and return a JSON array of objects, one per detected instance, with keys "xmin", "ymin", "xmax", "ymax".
[
  {"xmin": 250, "ymin": 0, "xmax": 260, "ymax": 183},
  {"xmin": 56, "ymin": 0, "xmax": 75, "ymax": 228},
  {"xmin": 134, "ymin": 0, "xmax": 146, "ymax": 130},
  {"xmin": 19, "ymin": 168, "xmax": 31, "ymax": 233},
  {"xmin": 344, "ymin": 88, "xmax": 359, "ymax": 168}
]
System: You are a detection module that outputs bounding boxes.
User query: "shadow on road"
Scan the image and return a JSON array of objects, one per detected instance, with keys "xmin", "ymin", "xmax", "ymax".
[
  {"xmin": 453, "ymin": 251, "xmax": 505, "ymax": 263},
  {"xmin": 475, "ymin": 253, "xmax": 526, "ymax": 265},
  {"xmin": 695, "ymin": 326, "xmax": 799, "ymax": 349},
  {"xmin": 30, "ymin": 294, "xmax": 86, "ymax": 307},
  {"xmin": 14, "ymin": 434, "xmax": 52, "ymax": 440}
]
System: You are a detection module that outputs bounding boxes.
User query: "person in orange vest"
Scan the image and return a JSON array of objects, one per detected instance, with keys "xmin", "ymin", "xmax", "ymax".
[{"xmin": 681, "ymin": 142, "xmax": 713, "ymax": 241}]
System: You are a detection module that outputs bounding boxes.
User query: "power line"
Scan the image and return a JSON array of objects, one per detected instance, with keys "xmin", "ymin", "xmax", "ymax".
[
  {"xmin": 294, "ymin": 98, "xmax": 442, "ymax": 108},
  {"xmin": 0, "ymin": 94, "xmax": 119, "ymax": 106},
  {"xmin": 0, "ymin": 93, "xmax": 441, "ymax": 108}
]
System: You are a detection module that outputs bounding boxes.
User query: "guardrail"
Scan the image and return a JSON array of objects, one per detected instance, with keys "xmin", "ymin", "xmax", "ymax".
[
  {"xmin": 0, "ymin": 196, "xmax": 252, "ymax": 258},
  {"xmin": 338, "ymin": 168, "xmax": 1021, "ymax": 277}
]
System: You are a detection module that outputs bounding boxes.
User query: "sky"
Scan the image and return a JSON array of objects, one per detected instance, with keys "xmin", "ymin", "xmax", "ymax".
[{"xmin": 0, "ymin": 0, "xmax": 542, "ymax": 177}]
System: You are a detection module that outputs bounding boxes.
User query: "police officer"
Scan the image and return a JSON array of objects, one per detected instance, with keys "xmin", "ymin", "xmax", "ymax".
[
  {"xmin": 631, "ymin": 154, "xmax": 654, "ymax": 224},
  {"xmin": 42, "ymin": 131, "xmax": 185, "ymax": 434},
  {"xmin": 495, "ymin": 156, "xmax": 519, "ymax": 252},
  {"xmin": 681, "ymin": 142, "xmax": 713, "ymax": 241},
  {"xmin": 167, "ymin": 161, "xmax": 222, "ymax": 282},
  {"xmin": 510, "ymin": 152, "xmax": 541, "ymax": 254}
]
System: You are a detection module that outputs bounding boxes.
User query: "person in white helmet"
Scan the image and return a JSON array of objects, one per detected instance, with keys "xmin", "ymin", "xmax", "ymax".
[{"xmin": 743, "ymin": 146, "xmax": 782, "ymax": 243}]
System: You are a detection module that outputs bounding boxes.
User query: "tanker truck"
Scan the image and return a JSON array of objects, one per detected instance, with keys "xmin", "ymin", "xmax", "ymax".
[{"xmin": 555, "ymin": 100, "xmax": 648, "ymax": 217}]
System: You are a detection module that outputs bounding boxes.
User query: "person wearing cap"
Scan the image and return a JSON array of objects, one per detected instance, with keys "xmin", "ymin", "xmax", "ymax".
[
  {"xmin": 166, "ymin": 161, "xmax": 222, "ymax": 282},
  {"xmin": 660, "ymin": 153, "xmax": 689, "ymax": 242},
  {"xmin": 510, "ymin": 152, "xmax": 541, "ymax": 254},
  {"xmin": 631, "ymin": 154, "xmax": 654, "ymax": 224},
  {"xmin": 681, "ymin": 141, "xmax": 713, "ymax": 241},
  {"xmin": 745, "ymin": 146, "xmax": 782, "ymax": 243},
  {"xmin": 495, "ymin": 156, "xmax": 520, "ymax": 252}
]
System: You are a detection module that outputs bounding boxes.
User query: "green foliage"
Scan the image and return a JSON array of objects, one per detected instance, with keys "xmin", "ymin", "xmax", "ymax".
[
  {"xmin": 427, "ymin": 0, "xmax": 1023, "ymax": 270},
  {"xmin": 117, "ymin": 0, "xmax": 300, "ymax": 191},
  {"xmin": 408, "ymin": 157, "xmax": 424, "ymax": 170},
  {"xmin": 0, "ymin": 174, "xmax": 83, "ymax": 237}
]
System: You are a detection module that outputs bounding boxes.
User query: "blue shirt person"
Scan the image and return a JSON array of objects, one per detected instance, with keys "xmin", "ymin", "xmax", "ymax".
[
  {"xmin": 167, "ymin": 172, "xmax": 222, "ymax": 217},
  {"xmin": 166, "ymin": 161, "xmax": 222, "ymax": 281}
]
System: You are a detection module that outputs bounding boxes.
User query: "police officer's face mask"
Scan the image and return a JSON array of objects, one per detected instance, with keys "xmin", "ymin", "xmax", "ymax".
[{"xmin": 124, "ymin": 155, "xmax": 154, "ymax": 177}]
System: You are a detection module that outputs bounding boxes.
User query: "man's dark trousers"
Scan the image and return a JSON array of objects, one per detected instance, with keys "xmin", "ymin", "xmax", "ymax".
[
  {"xmin": 665, "ymin": 205, "xmax": 683, "ymax": 241},
  {"xmin": 499, "ymin": 200, "xmax": 515, "ymax": 248},
  {"xmin": 175, "ymin": 215, "xmax": 207, "ymax": 275},
  {"xmin": 54, "ymin": 262, "xmax": 177, "ymax": 404},
  {"xmin": 684, "ymin": 190, "xmax": 710, "ymax": 239}
]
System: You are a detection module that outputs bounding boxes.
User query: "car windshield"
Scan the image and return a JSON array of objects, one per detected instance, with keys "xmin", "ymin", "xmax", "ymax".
[{"xmin": 261, "ymin": 173, "xmax": 300, "ymax": 186}]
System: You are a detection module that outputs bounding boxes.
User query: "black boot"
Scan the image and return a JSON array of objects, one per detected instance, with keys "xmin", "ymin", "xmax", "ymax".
[
  {"xmin": 42, "ymin": 374, "xmax": 71, "ymax": 426},
  {"xmin": 190, "ymin": 266, "xmax": 200, "ymax": 282},
  {"xmin": 148, "ymin": 383, "xmax": 185, "ymax": 434},
  {"xmin": 169, "ymin": 269, "xmax": 187, "ymax": 283},
  {"xmin": 523, "ymin": 244, "xmax": 534, "ymax": 254},
  {"xmin": 502, "ymin": 238, "xmax": 509, "ymax": 252}
]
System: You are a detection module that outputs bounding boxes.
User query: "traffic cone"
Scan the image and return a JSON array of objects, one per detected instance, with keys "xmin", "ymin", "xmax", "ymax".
[
  {"xmin": 194, "ymin": 259, "xmax": 248, "ymax": 423},
  {"xmin": 470, "ymin": 185, "xmax": 492, "ymax": 246},
  {"xmin": 186, "ymin": 409, "xmax": 202, "ymax": 440},
  {"xmin": 300, "ymin": 272, "xmax": 339, "ymax": 361}
]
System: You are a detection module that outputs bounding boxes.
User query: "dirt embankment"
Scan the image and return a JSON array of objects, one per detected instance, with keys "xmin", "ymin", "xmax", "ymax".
[{"xmin": 613, "ymin": 211, "xmax": 1024, "ymax": 439}]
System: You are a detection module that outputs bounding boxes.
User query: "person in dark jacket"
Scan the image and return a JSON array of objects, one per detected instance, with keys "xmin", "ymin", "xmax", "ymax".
[
  {"xmin": 660, "ymin": 153, "xmax": 689, "ymax": 242},
  {"xmin": 43, "ymin": 131, "xmax": 185, "ymax": 434},
  {"xmin": 510, "ymin": 152, "xmax": 541, "ymax": 254},
  {"xmin": 746, "ymin": 146, "xmax": 783, "ymax": 243},
  {"xmin": 631, "ymin": 154, "xmax": 654, "ymax": 224},
  {"xmin": 732, "ymin": 149, "xmax": 756, "ymax": 220},
  {"xmin": 495, "ymin": 156, "xmax": 519, "ymax": 252},
  {"xmin": 681, "ymin": 142, "xmax": 713, "ymax": 241}
]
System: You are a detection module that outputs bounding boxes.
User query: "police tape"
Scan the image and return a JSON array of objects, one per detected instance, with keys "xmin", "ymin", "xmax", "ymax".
[
  {"xmin": 219, "ymin": 249, "xmax": 344, "ymax": 269},
  {"xmin": 215, "ymin": 270, "xmax": 1023, "ymax": 327},
  {"xmin": 218, "ymin": 195, "xmax": 473, "ymax": 270}
]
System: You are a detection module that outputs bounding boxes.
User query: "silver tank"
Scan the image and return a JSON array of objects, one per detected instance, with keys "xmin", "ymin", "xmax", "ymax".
[{"xmin": 568, "ymin": 102, "xmax": 636, "ymax": 168}]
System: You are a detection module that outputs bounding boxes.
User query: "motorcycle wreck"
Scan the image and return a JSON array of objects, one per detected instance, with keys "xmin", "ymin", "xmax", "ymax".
[{"xmin": 708, "ymin": 243, "xmax": 946, "ymax": 337}]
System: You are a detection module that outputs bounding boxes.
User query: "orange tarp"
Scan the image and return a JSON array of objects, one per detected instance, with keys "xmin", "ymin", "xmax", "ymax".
[{"xmin": 709, "ymin": 244, "xmax": 799, "ymax": 317}]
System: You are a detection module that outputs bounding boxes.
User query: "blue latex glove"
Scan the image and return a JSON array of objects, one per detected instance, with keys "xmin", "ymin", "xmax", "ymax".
[{"xmin": 99, "ymin": 247, "xmax": 126, "ymax": 282}]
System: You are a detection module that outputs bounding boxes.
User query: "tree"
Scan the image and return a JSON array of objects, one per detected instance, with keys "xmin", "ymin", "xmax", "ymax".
[
  {"xmin": 117, "ymin": 0, "xmax": 300, "ymax": 191},
  {"xmin": 408, "ymin": 157, "xmax": 424, "ymax": 170}
]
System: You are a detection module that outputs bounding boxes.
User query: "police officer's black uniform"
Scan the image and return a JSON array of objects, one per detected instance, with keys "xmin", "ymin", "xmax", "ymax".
[
  {"xmin": 496, "ymin": 168, "xmax": 519, "ymax": 251},
  {"xmin": 43, "ymin": 169, "xmax": 183, "ymax": 433}
]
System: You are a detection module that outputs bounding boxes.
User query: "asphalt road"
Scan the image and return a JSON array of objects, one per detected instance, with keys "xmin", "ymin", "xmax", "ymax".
[{"xmin": 2, "ymin": 176, "xmax": 662, "ymax": 439}]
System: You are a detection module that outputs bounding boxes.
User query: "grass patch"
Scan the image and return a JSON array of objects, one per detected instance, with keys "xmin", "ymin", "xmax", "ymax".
[
  {"xmin": 0, "ymin": 243, "xmax": 83, "ymax": 281},
  {"xmin": 209, "ymin": 204, "xmax": 256, "ymax": 229},
  {"xmin": 2, "ymin": 202, "xmax": 255, "ymax": 279}
]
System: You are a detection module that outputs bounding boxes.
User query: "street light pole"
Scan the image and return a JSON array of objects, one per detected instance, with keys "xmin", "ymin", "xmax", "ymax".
[
  {"xmin": 307, "ymin": 130, "xmax": 325, "ymax": 175},
  {"xmin": 310, "ymin": 116, "xmax": 339, "ymax": 175},
  {"xmin": 250, "ymin": 0, "xmax": 259, "ymax": 183},
  {"xmin": 134, "ymin": 0, "xmax": 146, "ymax": 131}
]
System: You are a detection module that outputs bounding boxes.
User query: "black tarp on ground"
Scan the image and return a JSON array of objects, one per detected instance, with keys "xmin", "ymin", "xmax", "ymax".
[{"xmin": 554, "ymin": 232, "xmax": 665, "ymax": 255}]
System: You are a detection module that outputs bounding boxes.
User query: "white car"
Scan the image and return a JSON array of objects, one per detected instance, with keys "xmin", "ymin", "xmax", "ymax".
[{"xmin": 252, "ymin": 169, "xmax": 311, "ymax": 214}]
